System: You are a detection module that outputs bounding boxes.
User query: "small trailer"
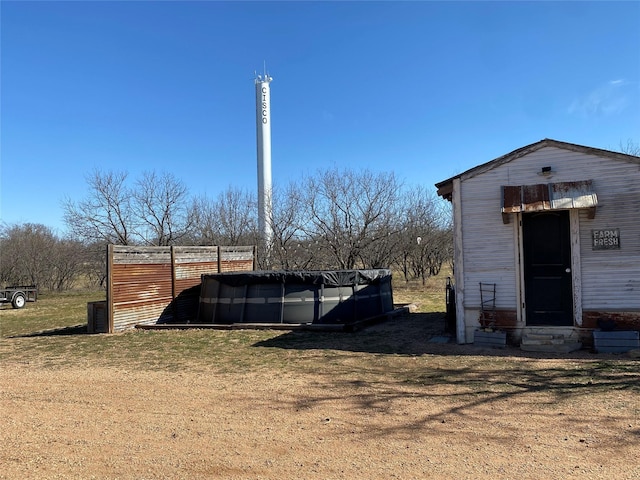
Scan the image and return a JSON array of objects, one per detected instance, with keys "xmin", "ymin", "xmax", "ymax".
[{"xmin": 0, "ymin": 286, "xmax": 38, "ymax": 309}]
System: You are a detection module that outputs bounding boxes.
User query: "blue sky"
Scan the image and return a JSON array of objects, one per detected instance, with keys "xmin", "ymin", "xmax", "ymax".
[{"xmin": 2, "ymin": 1, "xmax": 639, "ymax": 234}]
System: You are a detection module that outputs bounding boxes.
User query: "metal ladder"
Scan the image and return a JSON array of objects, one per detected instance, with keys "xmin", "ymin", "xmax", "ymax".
[{"xmin": 479, "ymin": 282, "xmax": 497, "ymax": 329}]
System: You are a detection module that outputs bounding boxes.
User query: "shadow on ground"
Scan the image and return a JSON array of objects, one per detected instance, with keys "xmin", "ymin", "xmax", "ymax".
[
  {"xmin": 253, "ymin": 311, "xmax": 629, "ymax": 360},
  {"xmin": 10, "ymin": 324, "xmax": 88, "ymax": 338},
  {"xmin": 254, "ymin": 312, "xmax": 452, "ymax": 356}
]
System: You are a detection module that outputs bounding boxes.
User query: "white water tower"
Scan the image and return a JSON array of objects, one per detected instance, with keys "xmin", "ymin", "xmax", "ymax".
[{"xmin": 255, "ymin": 71, "xmax": 273, "ymax": 253}]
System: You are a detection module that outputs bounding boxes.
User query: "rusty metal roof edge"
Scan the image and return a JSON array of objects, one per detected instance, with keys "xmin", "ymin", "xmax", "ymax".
[
  {"xmin": 549, "ymin": 180, "xmax": 599, "ymax": 209},
  {"xmin": 435, "ymin": 138, "xmax": 640, "ymax": 195},
  {"xmin": 500, "ymin": 179, "xmax": 599, "ymax": 213}
]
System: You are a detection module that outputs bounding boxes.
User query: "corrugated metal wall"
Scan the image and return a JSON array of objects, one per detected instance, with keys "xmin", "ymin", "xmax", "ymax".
[{"xmin": 107, "ymin": 245, "xmax": 255, "ymax": 332}]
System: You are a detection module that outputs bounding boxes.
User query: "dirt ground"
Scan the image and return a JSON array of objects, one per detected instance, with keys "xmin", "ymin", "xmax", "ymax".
[{"xmin": 1, "ymin": 316, "xmax": 639, "ymax": 479}]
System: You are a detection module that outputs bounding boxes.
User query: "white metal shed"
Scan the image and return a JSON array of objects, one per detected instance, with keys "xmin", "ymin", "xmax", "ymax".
[{"xmin": 435, "ymin": 139, "xmax": 640, "ymax": 345}]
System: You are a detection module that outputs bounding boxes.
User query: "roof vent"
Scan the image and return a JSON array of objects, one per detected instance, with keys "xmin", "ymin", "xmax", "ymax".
[{"xmin": 538, "ymin": 166, "xmax": 555, "ymax": 177}]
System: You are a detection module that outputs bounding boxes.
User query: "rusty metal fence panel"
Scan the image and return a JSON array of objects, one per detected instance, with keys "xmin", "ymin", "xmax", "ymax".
[{"xmin": 105, "ymin": 245, "xmax": 255, "ymax": 332}]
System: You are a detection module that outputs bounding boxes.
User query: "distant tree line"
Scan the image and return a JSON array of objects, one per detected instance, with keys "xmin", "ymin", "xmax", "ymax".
[
  {"xmin": 1, "ymin": 167, "xmax": 452, "ymax": 291},
  {"xmin": 0, "ymin": 223, "xmax": 88, "ymax": 291}
]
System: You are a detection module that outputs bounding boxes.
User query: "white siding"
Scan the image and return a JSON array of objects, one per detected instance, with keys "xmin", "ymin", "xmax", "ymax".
[
  {"xmin": 459, "ymin": 146, "xmax": 640, "ymax": 312},
  {"xmin": 460, "ymin": 167, "xmax": 517, "ymax": 310},
  {"xmin": 578, "ymin": 166, "xmax": 640, "ymax": 310}
]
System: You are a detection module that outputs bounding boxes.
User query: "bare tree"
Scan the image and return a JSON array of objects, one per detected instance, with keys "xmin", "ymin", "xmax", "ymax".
[
  {"xmin": 396, "ymin": 186, "xmax": 451, "ymax": 284},
  {"xmin": 132, "ymin": 171, "xmax": 193, "ymax": 246},
  {"xmin": 618, "ymin": 139, "xmax": 640, "ymax": 156},
  {"xmin": 47, "ymin": 238, "xmax": 86, "ymax": 291},
  {"xmin": 358, "ymin": 222, "xmax": 405, "ymax": 269},
  {"xmin": 0, "ymin": 226, "xmax": 19, "ymax": 284},
  {"xmin": 217, "ymin": 187, "xmax": 256, "ymax": 246},
  {"xmin": 0, "ymin": 223, "xmax": 83, "ymax": 291},
  {"xmin": 190, "ymin": 187, "xmax": 256, "ymax": 246},
  {"xmin": 82, "ymin": 241, "xmax": 108, "ymax": 288},
  {"xmin": 0, "ymin": 223, "xmax": 55, "ymax": 286},
  {"xmin": 59, "ymin": 165, "xmax": 453, "ymax": 278},
  {"xmin": 64, "ymin": 169, "xmax": 198, "ymax": 246},
  {"xmin": 188, "ymin": 197, "xmax": 218, "ymax": 246},
  {"xmin": 268, "ymin": 183, "xmax": 310, "ymax": 269},
  {"xmin": 301, "ymin": 168, "xmax": 402, "ymax": 269},
  {"xmin": 63, "ymin": 169, "xmax": 134, "ymax": 245}
]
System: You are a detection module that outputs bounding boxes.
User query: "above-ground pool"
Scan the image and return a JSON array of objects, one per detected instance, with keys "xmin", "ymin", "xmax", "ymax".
[{"xmin": 198, "ymin": 269, "xmax": 394, "ymax": 325}]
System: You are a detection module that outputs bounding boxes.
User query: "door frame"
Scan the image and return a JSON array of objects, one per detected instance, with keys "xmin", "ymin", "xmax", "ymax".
[{"xmin": 514, "ymin": 209, "xmax": 583, "ymax": 327}]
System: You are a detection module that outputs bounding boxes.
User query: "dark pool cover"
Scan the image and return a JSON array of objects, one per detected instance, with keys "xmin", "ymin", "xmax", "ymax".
[{"xmin": 198, "ymin": 269, "xmax": 393, "ymax": 325}]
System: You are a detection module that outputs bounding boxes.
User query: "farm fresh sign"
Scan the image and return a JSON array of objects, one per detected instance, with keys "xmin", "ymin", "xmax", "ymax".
[{"xmin": 592, "ymin": 229, "xmax": 620, "ymax": 250}]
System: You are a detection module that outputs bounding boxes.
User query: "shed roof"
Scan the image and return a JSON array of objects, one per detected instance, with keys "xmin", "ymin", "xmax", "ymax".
[{"xmin": 435, "ymin": 138, "xmax": 640, "ymax": 201}]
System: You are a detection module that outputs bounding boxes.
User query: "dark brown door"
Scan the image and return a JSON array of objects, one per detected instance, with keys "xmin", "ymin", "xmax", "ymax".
[{"xmin": 522, "ymin": 211, "xmax": 573, "ymax": 326}]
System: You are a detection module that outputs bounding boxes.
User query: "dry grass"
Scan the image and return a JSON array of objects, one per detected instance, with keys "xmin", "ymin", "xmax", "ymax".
[
  {"xmin": 0, "ymin": 289, "xmax": 102, "ymax": 337},
  {"xmin": 0, "ymin": 271, "xmax": 635, "ymax": 382},
  {"xmin": 0, "ymin": 272, "xmax": 452, "ymax": 371}
]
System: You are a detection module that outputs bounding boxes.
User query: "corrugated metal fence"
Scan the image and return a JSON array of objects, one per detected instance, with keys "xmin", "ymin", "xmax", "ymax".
[{"xmin": 90, "ymin": 245, "xmax": 255, "ymax": 333}]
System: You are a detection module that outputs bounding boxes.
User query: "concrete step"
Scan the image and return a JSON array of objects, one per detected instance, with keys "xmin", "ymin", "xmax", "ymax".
[
  {"xmin": 521, "ymin": 338, "xmax": 567, "ymax": 346},
  {"xmin": 520, "ymin": 333, "xmax": 582, "ymax": 353},
  {"xmin": 523, "ymin": 333, "xmax": 565, "ymax": 342},
  {"xmin": 520, "ymin": 342, "xmax": 582, "ymax": 353},
  {"xmin": 521, "ymin": 333, "xmax": 565, "ymax": 345}
]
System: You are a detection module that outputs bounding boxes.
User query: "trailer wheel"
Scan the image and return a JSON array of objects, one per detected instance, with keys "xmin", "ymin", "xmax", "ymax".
[{"xmin": 12, "ymin": 293, "xmax": 26, "ymax": 309}]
